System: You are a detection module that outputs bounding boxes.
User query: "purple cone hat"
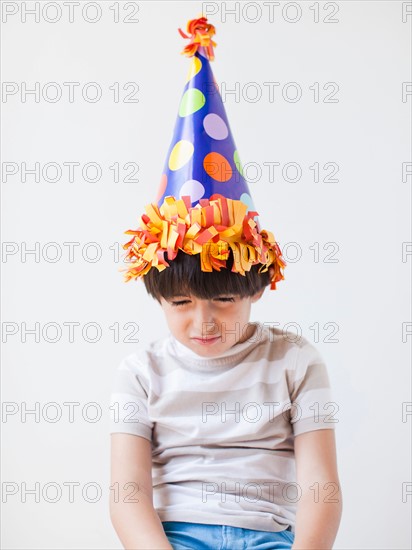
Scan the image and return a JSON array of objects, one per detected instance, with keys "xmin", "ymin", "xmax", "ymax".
[{"xmin": 121, "ymin": 16, "xmax": 286, "ymax": 290}]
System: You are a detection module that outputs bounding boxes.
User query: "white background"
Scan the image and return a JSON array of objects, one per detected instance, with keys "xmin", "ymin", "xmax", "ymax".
[{"xmin": 1, "ymin": 1, "xmax": 411, "ymax": 548}]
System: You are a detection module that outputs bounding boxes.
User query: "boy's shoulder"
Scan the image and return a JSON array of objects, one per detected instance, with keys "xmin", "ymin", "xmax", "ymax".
[
  {"xmin": 243, "ymin": 322, "xmax": 325, "ymax": 363},
  {"xmin": 115, "ymin": 332, "xmax": 171, "ymax": 376}
]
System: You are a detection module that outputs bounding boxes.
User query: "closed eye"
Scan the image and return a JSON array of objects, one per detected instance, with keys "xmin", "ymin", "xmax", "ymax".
[
  {"xmin": 170, "ymin": 297, "xmax": 235, "ymax": 307},
  {"xmin": 170, "ymin": 300, "xmax": 191, "ymax": 307}
]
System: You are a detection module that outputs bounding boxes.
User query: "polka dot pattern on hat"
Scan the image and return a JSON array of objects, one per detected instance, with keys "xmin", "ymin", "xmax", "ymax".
[
  {"xmin": 186, "ymin": 55, "xmax": 202, "ymax": 82},
  {"xmin": 179, "ymin": 179, "xmax": 205, "ymax": 202},
  {"xmin": 179, "ymin": 88, "xmax": 206, "ymax": 117},
  {"xmin": 168, "ymin": 140, "xmax": 194, "ymax": 171},
  {"xmin": 203, "ymin": 113, "xmax": 228, "ymax": 140},
  {"xmin": 203, "ymin": 152, "xmax": 232, "ymax": 182},
  {"xmin": 157, "ymin": 51, "xmax": 260, "ymax": 231}
]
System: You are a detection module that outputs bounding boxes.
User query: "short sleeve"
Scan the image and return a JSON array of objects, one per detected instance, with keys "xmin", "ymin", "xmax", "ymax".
[
  {"xmin": 289, "ymin": 340, "xmax": 337, "ymax": 436},
  {"xmin": 109, "ymin": 353, "xmax": 153, "ymax": 441}
]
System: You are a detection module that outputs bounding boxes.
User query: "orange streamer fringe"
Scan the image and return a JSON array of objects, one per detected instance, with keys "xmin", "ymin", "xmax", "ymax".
[{"xmin": 120, "ymin": 196, "xmax": 286, "ymax": 291}]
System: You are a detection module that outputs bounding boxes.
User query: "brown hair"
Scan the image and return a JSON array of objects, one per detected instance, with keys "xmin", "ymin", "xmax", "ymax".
[{"xmin": 142, "ymin": 248, "xmax": 271, "ymax": 302}]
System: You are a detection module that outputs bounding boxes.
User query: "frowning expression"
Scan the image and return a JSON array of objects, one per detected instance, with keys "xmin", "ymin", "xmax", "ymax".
[{"xmin": 159, "ymin": 290, "xmax": 264, "ymax": 358}]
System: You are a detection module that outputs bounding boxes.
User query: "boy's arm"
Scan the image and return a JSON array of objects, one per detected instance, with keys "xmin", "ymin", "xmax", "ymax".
[
  {"xmin": 291, "ymin": 429, "xmax": 342, "ymax": 550},
  {"xmin": 110, "ymin": 433, "xmax": 173, "ymax": 550}
]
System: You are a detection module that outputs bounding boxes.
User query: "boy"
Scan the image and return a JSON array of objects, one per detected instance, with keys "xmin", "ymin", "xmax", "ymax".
[{"xmin": 109, "ymin": 16, "xmax": 342, "ymax": 550}]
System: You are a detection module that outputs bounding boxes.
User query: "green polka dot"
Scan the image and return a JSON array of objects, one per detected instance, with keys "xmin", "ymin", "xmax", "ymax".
[
  {"xmin": 179, "ymin": 88, "xmax": 206, "ymax": 117},
  {"xmin": 234, "ymin": 150, "xmax": 243, "ymax": 176}
]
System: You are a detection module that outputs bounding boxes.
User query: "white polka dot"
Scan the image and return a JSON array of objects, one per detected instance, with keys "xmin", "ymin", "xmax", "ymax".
[
  {"xmin": 179, "ymin": 180, "xmax": 205, "ymax": 203},
  {"xmin": 203, "ymin": 113, "xmax": 229, "ymax": 140}
]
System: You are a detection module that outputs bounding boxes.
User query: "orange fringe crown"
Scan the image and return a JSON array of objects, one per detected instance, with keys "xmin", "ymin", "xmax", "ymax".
[{"xmin": 121, "ymin": 196, "xmax": 286, "ymax": 291}]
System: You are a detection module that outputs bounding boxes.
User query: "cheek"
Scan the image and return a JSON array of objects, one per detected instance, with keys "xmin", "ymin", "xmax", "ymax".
[
  {"xmin": 167, "ymin": 310, "xmax": 188, "ymax": 330},
  {"xmin": 232, "ymin": 304, "xmax": 251, "ymax": 322},
  {"xmin": 221, "ymin": 305, "xmax": 247, "ymax": 323}
]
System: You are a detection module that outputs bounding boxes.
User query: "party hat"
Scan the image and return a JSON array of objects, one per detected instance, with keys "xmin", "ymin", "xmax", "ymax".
[{"xmin": 121, "ymin": 16, "xmax": 286, "ymax": 290}]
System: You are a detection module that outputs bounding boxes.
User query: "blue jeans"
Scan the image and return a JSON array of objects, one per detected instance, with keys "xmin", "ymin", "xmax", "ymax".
[{"xmin": 162, "ymin": 521, "xmax": 295, "ymax": 550}]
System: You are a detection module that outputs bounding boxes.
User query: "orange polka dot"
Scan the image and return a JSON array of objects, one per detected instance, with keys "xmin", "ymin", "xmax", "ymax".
[
  {"xmin": 156, "ymin": 174, "xmax": 167, "ymax": 202},
  {"xmin": 203, "ymin": 152, "xmax": 232, "ymax": 182}
]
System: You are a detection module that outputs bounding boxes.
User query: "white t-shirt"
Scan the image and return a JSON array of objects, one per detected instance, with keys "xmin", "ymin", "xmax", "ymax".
[{"xmin": 109, "ymin": 322, "xmax": 336, "ymax": 534}]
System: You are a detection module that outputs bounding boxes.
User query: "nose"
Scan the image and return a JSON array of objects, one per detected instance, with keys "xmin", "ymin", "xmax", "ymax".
[{"xmin": 192, "ymin": 302, "xmax": 219, "ymax": 337}]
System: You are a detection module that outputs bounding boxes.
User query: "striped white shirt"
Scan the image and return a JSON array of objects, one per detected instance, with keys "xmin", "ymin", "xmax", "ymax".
[{"xmin": 109, "ymin": 322, "xmax": 336, "ymax": 534}]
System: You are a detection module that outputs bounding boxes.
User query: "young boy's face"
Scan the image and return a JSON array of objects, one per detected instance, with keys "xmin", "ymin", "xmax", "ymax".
[{"xmin": 159, "ymin": 288, "xmax": 265, "ymax": 358}]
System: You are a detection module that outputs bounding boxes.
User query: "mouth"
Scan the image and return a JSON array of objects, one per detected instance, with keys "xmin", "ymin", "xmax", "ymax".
[{"xmin": 191, "ymin": 336, "xmax": 221, "ymax": 345}]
